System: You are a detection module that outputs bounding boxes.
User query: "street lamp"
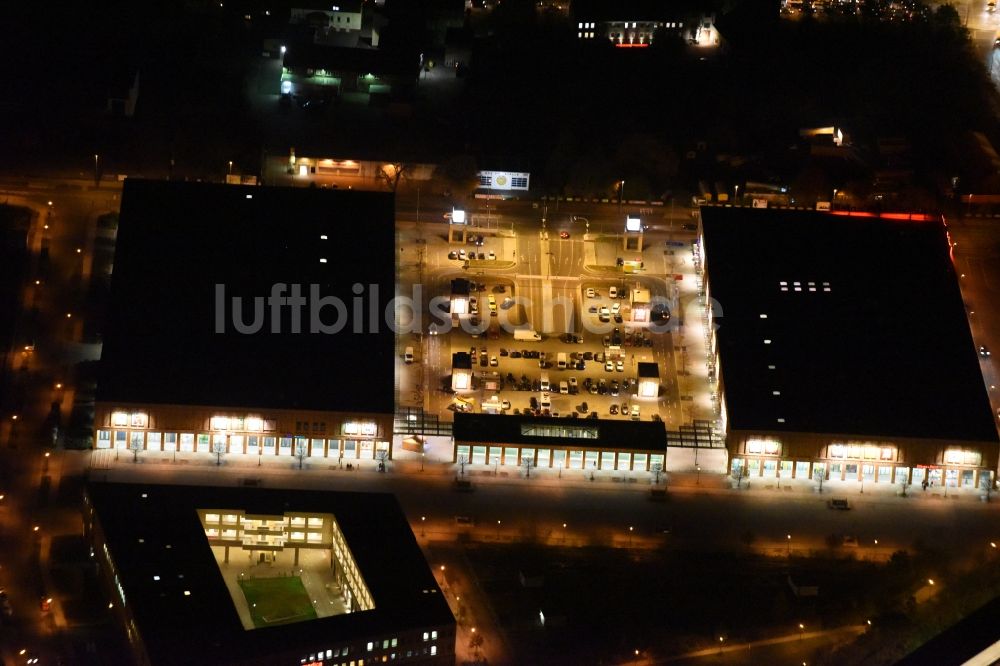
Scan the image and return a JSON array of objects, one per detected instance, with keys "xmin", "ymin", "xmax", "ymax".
[
  {"xmin": 93, "ymin": 154, "xmax": 100, "ymax": 186},
  {"xmin": 421, "ymin": 515, "xmax": 426, "ymax": 537},
  {"xmin": 786, "ymin": 534, "xmax": 792, "ymax": 556},
  {"xmin": 629, "ymin": 525, "xmax": 634, "ymax": 547},
  {"xmin": 228, "ymin": 160, "xmax": 233, "ymax": 176},
  {"xmin": 798, "ymin": 623, "xmax": 805, "ymax": 640},
  {"xmin": 421, "ymin": 452, "xmax": 425, "ymax": 472},
  {"xmin": 618, "ymin": 180, "xmax": 626, "ymax": 213},
  {"xmin": 696, "ymin": 464, "xmax": 701, "ymax": 485},
  {"xmin": 734, "ymin": 185, "xmax": 740, "ymax": 202},
  {"xmin": 496, "ymin": 519, "xmax": 501, "ymax": 539}
]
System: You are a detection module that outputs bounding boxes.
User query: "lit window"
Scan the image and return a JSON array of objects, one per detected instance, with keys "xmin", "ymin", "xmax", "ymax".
[
  {"xmin": 430, "ymin": 646, "xmax": 437, "ymax": 656},
  {"xmin": 578, "ymin": 22, "xmax": 583, "ymax": 28},
  {"xmin": 431, "ymin": 631, "xmax": 437, "ymax": 640},
  {"xmin": 211, "ymin": 416, "xmax": 230, "ymax": 430},
  {"xmin": 112, "ymin": 411, "xmax": 128, "ymax": 427},
  {"xmin": 204, "ymin": 513, "xmax": 220, "ymax": 523},
  {"xmin": 423, "ymin": 632, "xmax": 429, "ymax": 641},
  {"xmin": 367, "ymin": 642, "xmax": 374, "ymax": 652}
]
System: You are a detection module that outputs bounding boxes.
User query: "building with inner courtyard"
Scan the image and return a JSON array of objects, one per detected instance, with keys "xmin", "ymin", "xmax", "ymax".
[{"xmin": 84, "ymin": 482, "xmax": 455, "ymax": 665}]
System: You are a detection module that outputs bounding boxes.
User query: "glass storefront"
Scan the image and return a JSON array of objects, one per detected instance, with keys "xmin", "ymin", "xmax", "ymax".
[
  {"xmin": 262, "ymin": 436, "xmax": 276, "ymax": 455},
  {"xmin": 553, "ymin": 449, "xmax": 567, "ymax": 468},
  {"xmin": 147, "ymin": 432, "xmax": 161, "ymax": 451},
  {"xmin": 795, "ymin": 461, "xmax": 810, "ymax": 479},
  {"xmin": 97, "ymin": 430, "xmax": 111, "ymax": 449},
  {"xmin": 196, "ymin": 434, "xmax": 210, "ymax": 453},
  {"xmin": 279, "ymin": 437, "xmax": 292, "ymax": 456},
  {"xmin": 617, "ymin": 453, "xmax": 631, "ymax": 471},
  {"xmin": 600, "ymin": 451, "xmax": 616, "ymax": 470},
  {"xmin": 164, "ymin": 433, "xmax": 177, "ymax": 451},
  {"xmin": 180, "ymin": 433, "xmax": 194, "ymax": 452},
  {"xmin": 877, "ymin": 465, "xmax": 892, "ymax": 483},
  {"xmin": 521, "ymin": 448, "xmax": 535, "ymax": 465},
  {"xmin": 504, "ymin": 447, "xmax": 518, "ymax": 466},
  {"xmin": 633, "ymin": 453, "xmax": 648, "ymax": 471},
  {"xmin": 569, "ymin": 450, "xmax": 583, "ymax": 469},
  {"xmin": 472, "ymin": 445, "xmax": 486, "ymax": 464},
  {"xmin": 537, "ymin": 449, "xmax": 551, "ymax": 468},
  {"xmin": 584, "ymin": 451, "xmax": 599, "ymax": 470}
]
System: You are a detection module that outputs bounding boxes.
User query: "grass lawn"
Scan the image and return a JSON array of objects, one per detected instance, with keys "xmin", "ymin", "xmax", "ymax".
[{"xmin": 239, "ymin": 576, "xmax": 318, "ymax": 628}]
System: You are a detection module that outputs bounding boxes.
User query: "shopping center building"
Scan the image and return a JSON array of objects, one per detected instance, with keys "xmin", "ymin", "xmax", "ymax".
[
  {"xmin": 84, "ymin": 482, "xmax": 455, "ymax": 665},
  {"xmin": 698, "ymin": 207, "xmax": 999, "ymax": 489},
  {"xmin": 453, "ymin": 413, "xmax": 667, "ymax": 474},
  {"xmin": 94, "ymin": 180, "xmax": 396, "ymax": 464}
]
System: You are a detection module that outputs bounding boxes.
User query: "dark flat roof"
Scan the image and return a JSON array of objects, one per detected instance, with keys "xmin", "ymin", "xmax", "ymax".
[
  {"xmin": 453, "ymin": 412, "xmax": 666, "ymax": 451},
  {"xmin": 97, "ymin": 179, "xmax": 395, "ymax": 414},
  {"xmin": 701, "ymin": 207, "xmax": 998, "ymax": 443},
  {"xmin": 86, "ymin": 482, "xmax": 453, "ymax": 666}
]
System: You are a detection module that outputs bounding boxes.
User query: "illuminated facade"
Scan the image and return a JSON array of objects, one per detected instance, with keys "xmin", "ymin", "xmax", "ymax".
[
  {"xmin": 85, "ymin": 483, "xmax": 456, "ymax": 666},
  {"xmin": 95, "ymin": 403, "xmax": 392, "ymax": 462}
]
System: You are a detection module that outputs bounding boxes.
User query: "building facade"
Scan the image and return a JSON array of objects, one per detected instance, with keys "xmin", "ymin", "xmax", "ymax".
[
  {"xmin": 94, "ymin": 403, "xmax": 393, "ymax": 462},
  {"xmin": 453, "ymin": 413, "xmax": 667, "ymax": 474}
]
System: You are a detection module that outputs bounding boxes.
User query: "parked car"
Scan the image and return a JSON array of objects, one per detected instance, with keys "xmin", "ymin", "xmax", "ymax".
[
  {"xmin": 980, "ymin": 345, "xmax": 991, "ymax": 358},
  {"xmin": 827, "ymin": 499, "xmax": 851, "ymax": 510},
  {"xmin": 616, "ymin": 360, "xmax": 624, "ymax": 372},
  {"xmin": 610, "ymin": 404, "xmax": 619, "ymax": 415},
  {"xmin": 610, "ymin": 286, "xmax": 618, "ymax": 298},
  {"xmin": 586, "ymin": 287, "xmax": 596, "ymax": 298},
  {"xmin": 605, "ymin": 360, "xmax": 614, "ymax": 372}
]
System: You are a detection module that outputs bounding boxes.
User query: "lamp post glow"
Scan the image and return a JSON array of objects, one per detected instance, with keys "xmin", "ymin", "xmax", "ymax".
[
  {"xmin": 787, "ymin": 534, "xmax": 792, "ymax": 556},
  {"xmin": 228, "ymin": 160, "xmax": 233, "ymax": 176}
]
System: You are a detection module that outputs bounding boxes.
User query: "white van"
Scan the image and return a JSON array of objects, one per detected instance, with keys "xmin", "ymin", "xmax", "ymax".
[
  {"xmin": 540, "ymin": 392, "xmax": 551, "ymax": 410},
  {"xmin": 404, "ymin": 347, "xmax": 414, "ymax": 363},
  {"xmin": 557, "ymin": 352, "xmax": 568, "ymax": 370},
  {"xmin": 559, "ymin": 381, "xmax": 569, "ymax": 395},
  {"xmin": 609, "ymin": 286, "xmax": 618, "ymax": 298},
  {"xmin": 540, "ymin": 373, "xmax": 550, "ymax": 392},
  {"xmin": 514, "ymin": 329, "xmax": 542, "ymax": 342}
]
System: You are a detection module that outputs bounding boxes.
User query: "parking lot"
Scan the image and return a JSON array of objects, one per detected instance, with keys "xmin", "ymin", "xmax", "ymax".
[{"xmin": 442, "ymin": 279, "xmax": 677, "ymax": 422}]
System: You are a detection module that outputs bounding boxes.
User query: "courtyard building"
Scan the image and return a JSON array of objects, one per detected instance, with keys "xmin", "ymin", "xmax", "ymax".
[{"xmin": 85, "ymin": 482, "xmax": 455, "ymax": 665}]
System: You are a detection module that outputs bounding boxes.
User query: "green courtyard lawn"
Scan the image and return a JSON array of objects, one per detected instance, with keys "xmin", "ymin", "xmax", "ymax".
[{"xmin": 239, "ymin": 576, "xmax": 318, "ymax": 628}]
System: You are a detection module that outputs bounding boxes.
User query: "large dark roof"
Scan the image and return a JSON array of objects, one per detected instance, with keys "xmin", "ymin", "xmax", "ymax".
[
  {"xmin": 98, "ymin": 179, "xmax": 395, "ymax": 413},
  {"xmin": 453, "ymin": 412, "xmax": 667, "ymax": 451},
  {"xmin": 86, "ymin": 482, "xmax": 453, "ymax": 666},
  {"xmin": 702, "ymin": 207, "xmax": 998, "ymax": 443}
]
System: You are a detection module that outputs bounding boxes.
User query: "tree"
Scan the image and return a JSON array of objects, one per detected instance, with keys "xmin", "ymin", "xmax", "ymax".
[
  {"xmin": 652, "ymin": 462, "xmax": 663, "ymax": 485},
  {"xmin": 521, "ymin": 457, "xmax": 534, "ymax": 478},
  {"xmin": 981, "ymin": 475, "xmax": 994, "ymax": 502},
  {"xmin": 129, "ymin": 437, "xmax": 143, "ymax": 463},
  {"xmin": 457, "ymin": 454, "xmax": 468, "ymax": 477},
  {"xmin": 213, "ymin": 440, "xmax": 226, "ymax": 466},
  {"xmin": 814, "ymin": 468, "xmax": 825, "ymax": 493},
  {"xmin": 295, "ymin": 441, "xmax": 308, "ymax": 469},
  {"xmin": 468, "ymin": 632, "xmax": 484, "ymax": 656},
  {"xmin": 377, "ymin": 163, "xmax": 411, "ymax": 192},
  {"xmin": 375, "ymin": 449, "xmax": 389, "ymax": 472}
]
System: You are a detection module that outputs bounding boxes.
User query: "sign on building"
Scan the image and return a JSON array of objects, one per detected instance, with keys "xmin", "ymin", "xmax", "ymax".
[{"xmin": 478, "ymin": 171, "xmax": 530, "ymax": 191}]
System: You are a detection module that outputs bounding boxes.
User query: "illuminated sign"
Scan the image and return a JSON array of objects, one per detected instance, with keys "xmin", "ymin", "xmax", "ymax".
[
  {"xmin": 625, "ymin": 216, "xmax": 642, "ymax": 232},
  {"xmin": 342, "ymin": 422, "xmax": 377, "ymax": 436},
  {"xmin": 478, "ymin": 171, "xmax": 530, "ymax": 191}
]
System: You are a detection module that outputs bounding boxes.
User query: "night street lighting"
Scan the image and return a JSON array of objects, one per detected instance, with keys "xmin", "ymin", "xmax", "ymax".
[
  {"xmin": 787, "ymin": 534, "xmax": 792, "ymax": 556},
  {"xmin": 228, "ymin": 160, "xmax": 233, "ymax": 175}
]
